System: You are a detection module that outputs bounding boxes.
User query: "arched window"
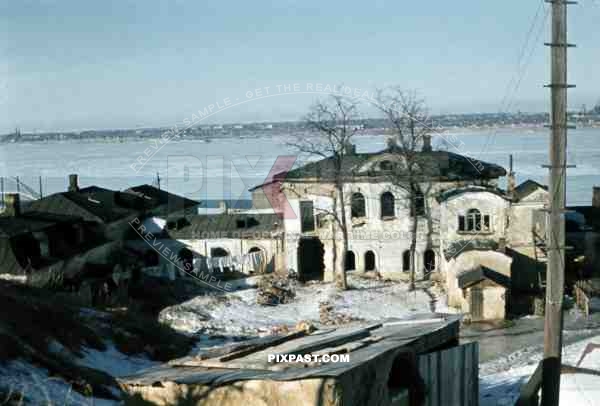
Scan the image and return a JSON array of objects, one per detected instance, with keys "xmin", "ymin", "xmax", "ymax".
[
  {"xmin": 467, "ymin": 208, "xmax": 482, "ymax": 231},
  {"xmin": 210, "ymin": 247, "xmax": 230, "ymax": 273},
  {"xmin": 424, "ymin": 250, "xmax": 436, "ymax": 272},
  {"xmin": 402, "ymin": 250, "xmax": 411, "ymax": 272},
  {"xmin": 380, "ymin": 192, "xmax": 395, "ymax": 218},
  {"xmin": 364, "ymin": 250, "xmax": 376, "ymax": 272},
  {"xmin": 210, "ymin": 247, "xmax": 228, "ymax": 257},
  {"xmin": 351, "ymin": 192, "xmax": 366, "ymax": 218},
  {"xmin": 459, "ymin": 209, "xmax": 491, "ymax": 232},
  {"xmin": 345, "ymin": 251, "xmax": 356, "ymax": 271},
  {"xmin": 248, "ymin": 246, "xmax": 262, "ymax": 253}
]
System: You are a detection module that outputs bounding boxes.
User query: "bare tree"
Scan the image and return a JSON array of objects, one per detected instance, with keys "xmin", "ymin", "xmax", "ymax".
[
  {"xmin": 287, "ymin": 95, "xmax": 361, "ymax": 290},
  {"xmin": 375, "ymin": 88, "xmax": 434, "ymax": 291}
]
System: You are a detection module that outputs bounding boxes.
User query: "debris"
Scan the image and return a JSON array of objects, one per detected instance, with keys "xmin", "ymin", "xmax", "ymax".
[
  {"xmin": 256, "ymin": 274, "xmax": 296, "ymax": 306},
  {"xmin": 319, "ymin": 301, "xmax": 362, "ymax": 326},
  {"xmin": 296, "ymin": 320, "xmax": 317, "ymax": 334}
]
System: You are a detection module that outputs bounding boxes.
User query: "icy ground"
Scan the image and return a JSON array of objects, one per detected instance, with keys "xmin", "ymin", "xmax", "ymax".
[
  {"xmin": 480, "ymin": 333, "xmax": 600, "ymax": 405},
  {"xmin": 159, "ymin": 274, "xmax": 444, "ymax": 338}
]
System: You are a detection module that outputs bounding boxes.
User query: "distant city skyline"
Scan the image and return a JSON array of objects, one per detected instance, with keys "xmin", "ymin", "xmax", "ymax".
[{"xmin": 1, "ymin": 0, "xmax": 598, "ymax": 133}]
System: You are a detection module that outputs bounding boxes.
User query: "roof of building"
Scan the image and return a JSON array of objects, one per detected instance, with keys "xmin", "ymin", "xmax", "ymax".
[
  {"xmin": 120, "ymin": 314, "xmax": 461, "ymax": 387},
  {"xmin": 436, "ymin": 186, "xmax": 510, "ymax": 203},
  {"xmin": 26, "ymin": 188, "xmax": 144, "ymax": 223},
  {"xmin": 0, "ymin": 211, "xmax": 87, "ymax": 274},
  {"xmin": 166, "ymin": 213, "xmax": 283, "ymax": 239},
  {"xmin": 457, "ymin": 266, "xmax": 511, "ymax": 289},
  {"xmin": 443, "ymin": 239, "xmax": 500, "ymax": 261},
  {"xmin": 513, "ymin": 180, "xmax": 548, "ymax": 201},
  {"xmin": 251, "ymin": 148, "xmax": 506, "ymax": 190},
  {"xmin": 125, "ymin": 184, "xmax": 200, "ymax": 215},
  {"xmin": 0, "ymin": 211, "xmax": 82, "ymax": 238}
]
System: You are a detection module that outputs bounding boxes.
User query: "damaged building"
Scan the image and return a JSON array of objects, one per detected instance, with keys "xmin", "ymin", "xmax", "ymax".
[{"xmin": 249, "ymin": 145, "xmax": 549, "ymax": 321}]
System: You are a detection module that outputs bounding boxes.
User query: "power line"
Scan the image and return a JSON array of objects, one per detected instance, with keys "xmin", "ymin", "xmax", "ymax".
[{"xmin": 479, "ymin": 1, "xmax": 550, "ymax": 155}]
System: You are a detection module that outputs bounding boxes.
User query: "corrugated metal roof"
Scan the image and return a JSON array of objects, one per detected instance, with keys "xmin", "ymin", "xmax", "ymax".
[{"xmin": 166, "ymin": 213, "xmax": 283, "ymax": 239}]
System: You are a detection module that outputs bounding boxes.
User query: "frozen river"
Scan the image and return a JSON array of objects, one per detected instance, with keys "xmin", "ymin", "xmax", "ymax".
[{"xmin": 1, "ymin": 127, "xmax": 598, "ymax": 205}]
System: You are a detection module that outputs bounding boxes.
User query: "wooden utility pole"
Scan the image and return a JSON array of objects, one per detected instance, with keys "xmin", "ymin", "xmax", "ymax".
[{"xmin": 542, "ymin": 1, "xmax": 575, "ymax": 405}]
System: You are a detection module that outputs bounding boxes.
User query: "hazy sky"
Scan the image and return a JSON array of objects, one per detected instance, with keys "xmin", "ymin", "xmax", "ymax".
[{"xmin": 1, "ymin": 0, "xmax": 598, "ymax": 132}]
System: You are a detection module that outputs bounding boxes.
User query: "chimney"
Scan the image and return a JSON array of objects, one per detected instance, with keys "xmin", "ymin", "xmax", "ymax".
[
  {"xmin": 507, "ymin": 154, "xmax": 516, "ymax": 197},
  {"xmin": 4, "ymin": 193, "xmax": 21, "ymax": 216},
  {"xmin": 422, "ymin": 134, "xmax": 432, "ymax": 152},
  {"xmin": 68, "ymin": 174, "xmax": 79, "ymax": 192},
  {"xmin": 593, "ymin": 186, "xmax": 600, "ymax": 208}
]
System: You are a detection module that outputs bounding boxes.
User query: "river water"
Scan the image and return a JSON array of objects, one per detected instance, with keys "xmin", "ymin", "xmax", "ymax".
[{"xmin": 0, "ymin": 127, "xmax": 598, "ymax": 205}]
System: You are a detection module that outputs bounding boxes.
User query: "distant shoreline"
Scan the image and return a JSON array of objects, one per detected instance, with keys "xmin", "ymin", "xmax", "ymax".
[{"xmin": 2, "ymin": 123, "xmax": 599, "ymax": 144}]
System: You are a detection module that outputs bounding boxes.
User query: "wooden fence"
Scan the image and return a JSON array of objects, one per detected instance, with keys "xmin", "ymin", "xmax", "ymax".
[{"xmin": 417, "ymin": 342, "xmax": 479, "ymax": 406}]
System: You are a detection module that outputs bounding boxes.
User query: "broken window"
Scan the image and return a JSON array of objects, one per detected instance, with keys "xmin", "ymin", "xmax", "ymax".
[
  {"xmin": 460, "ymin": 209, "xmax": 490, "ymax": 233},
  {"xmin": 365, "ymin": 250, "xmax": 376, "ymax": 271},
  {"xmin": 351, "ymin": 192, "xmax": 366, "ymax": 218},
  {"xmin": 483, "ymin": 214, "xmax": 491, "ymax": 231},
  {"xmin": 424, "ymin": 249, "xmax": 436, "ymax": 272},
  {"xmin": 467, "ymin": 209, "xmax": 481, "ymax": 231},
  {"xmin": 414, "ymin": 190, "xmax": 425, "ymax": 216},
  {"xmin": 345, "ymin": 251, "xmax": 356, "ymax": 271},
  {"xmin": 402, "ymin": 250, "xmax": 410, "ymax": 272},
  {"xmin": 380, "ymin": 192, "xmax": 395, "ymax": 218},
  {"xmin": 299, "ymin": 201, "xmax": 315, "ymax": 232}
]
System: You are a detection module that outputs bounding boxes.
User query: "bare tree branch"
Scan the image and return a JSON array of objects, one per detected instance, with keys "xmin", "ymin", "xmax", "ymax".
[
  {"xmin": 286, "ymin": 94, "xmax": 361, "ymax": 290},
  {"xmin": 375, "ymin": 87, "xmax": 434, "ymax": 290}
]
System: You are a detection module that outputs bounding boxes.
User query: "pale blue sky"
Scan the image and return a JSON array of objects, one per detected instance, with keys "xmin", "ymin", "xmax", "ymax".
[{"xmin": 1, "ymin": 0, "xmax": 598, "ymax": 132}]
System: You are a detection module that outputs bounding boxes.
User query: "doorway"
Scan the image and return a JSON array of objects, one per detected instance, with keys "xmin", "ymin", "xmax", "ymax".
[{"xmin": 297, "ymin": 237, "xmax": 325, "ymax": 281}]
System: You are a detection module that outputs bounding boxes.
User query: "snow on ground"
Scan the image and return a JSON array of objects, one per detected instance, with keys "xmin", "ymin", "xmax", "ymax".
[
  {"xmin": 78, "ymin": 343, "xmax": 159, "ymax": 377},
  {"xmin": 480, "ymin": 334, "xmax": 600, "ymax": 405},
  {"xmin": 0, "ymin": 360, "xmax": 120, "ymax": 406},
  {"xmin": 0, "ymin": 343, "xmax": 158, "ymax": 405},
  {"xmin": 159, "ymin": 275, "xmax": 436, "ymax": 337}
]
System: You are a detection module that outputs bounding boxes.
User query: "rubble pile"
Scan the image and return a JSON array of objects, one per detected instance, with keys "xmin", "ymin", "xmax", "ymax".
[
  {"xmin": 256, "ymin": 274, "xmax": 297, "ymax": 306},
  {"xmin": 319, "ymin": 300, "xmax": 360, "ymax": 326}
]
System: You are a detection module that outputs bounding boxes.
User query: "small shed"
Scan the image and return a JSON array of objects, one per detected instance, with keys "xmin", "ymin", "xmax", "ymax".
[
  {"xmin": 458, "ymin": 266, "xmax": 510, "ymax": 321},
  {"xmin": 119, "ymin": 314, "xmax": 478, "ymax": 406}
]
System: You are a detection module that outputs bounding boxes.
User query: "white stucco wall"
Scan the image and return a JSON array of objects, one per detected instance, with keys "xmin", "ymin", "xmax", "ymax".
[
  {"xmin": 440, "ymin": 191, "xmax": 509, "ymax": 243},
  {"xmin": 282, "ymin": 181, "xmax": 449, "ymax": 280},
  {"xmin": 462, "ymin": 283, "xmax": 506, "ymax": 321},
  {"xmin": 444, "ymin": 250, "xmax": 512, "ymax": 310}
]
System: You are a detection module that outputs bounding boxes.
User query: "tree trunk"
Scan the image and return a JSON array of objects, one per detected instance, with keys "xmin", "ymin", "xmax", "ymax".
[
  {"xmin": 337, "ymin": 184, "xmax": 348, "ymax": 290},
  {"xmin": 409, "ymin": 189, "xmax": 418, "ymax": 291}
]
